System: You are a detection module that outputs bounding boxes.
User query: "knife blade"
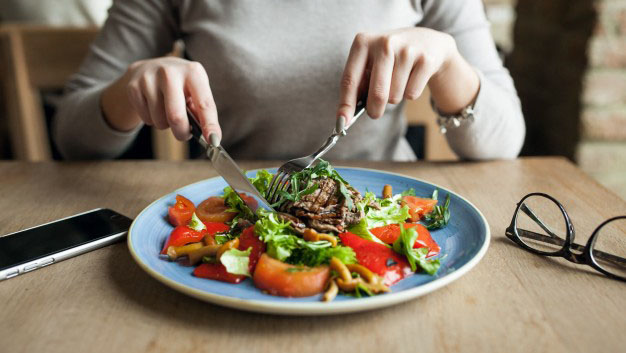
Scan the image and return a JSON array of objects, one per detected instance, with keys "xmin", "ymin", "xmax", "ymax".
[{"xmin": 187, "ymin": 109, "xmax": 274, "ymax": 213}]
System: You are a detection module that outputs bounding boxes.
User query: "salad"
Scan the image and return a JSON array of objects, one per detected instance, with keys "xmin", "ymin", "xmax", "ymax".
[{"xmin": 160, "ymin": 161, "xmax": 450, "ymax": 301}]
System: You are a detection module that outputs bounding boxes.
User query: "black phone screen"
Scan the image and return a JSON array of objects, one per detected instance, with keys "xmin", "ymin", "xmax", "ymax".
[{"xmin": 0, "ymin": 209, "xmax": 132, "ymax": 270}]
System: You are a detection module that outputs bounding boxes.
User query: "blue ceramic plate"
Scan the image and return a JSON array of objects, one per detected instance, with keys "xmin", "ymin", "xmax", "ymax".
[{"xmin": 128, "ymin": 167, "xmax": 490, "ymax": 315}]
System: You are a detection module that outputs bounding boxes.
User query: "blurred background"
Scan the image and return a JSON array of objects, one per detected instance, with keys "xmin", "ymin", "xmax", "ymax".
[{"xmin": 0, "ymin": 0, "xmax": 624, "ymax": 199}]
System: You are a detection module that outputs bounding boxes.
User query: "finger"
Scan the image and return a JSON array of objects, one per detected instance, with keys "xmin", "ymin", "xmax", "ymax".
[
  {"xmin": 140, "ymin": 76, "xmax": 168, "ymax": 129},
  {"xmin": 405, "ymin": 55, "xmax": 435, "ymax": 100},
  {"xmin": 336, "ymin": 33, "xmax": 370, "ymax": 125},
  {"xmin": 127, "ymin": 80, "xmax": 151, "ymax": 126},
  {"xmin": 185, "ymin": 62, "xmax": 221, "ymax": 144},
  {"xmin": 157, "ymin": 67, "xmax": 191, "ymax": 141},
  {"xmin": 367, "ymin": 42, "xmax": 395, "ymax": 118},
  {"xmin": 388, "ymin": 47, "xmax": 415, "ymax": 104}
]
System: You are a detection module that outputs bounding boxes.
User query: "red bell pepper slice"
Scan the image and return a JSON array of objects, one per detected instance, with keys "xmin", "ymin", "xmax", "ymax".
[
  {"xmin": 339, "ymin": 232, "xmax": 413, "ymax": 286},
  {"xmin": 160, "ymin": 222, "xmax": 229, "ymax": 254}
]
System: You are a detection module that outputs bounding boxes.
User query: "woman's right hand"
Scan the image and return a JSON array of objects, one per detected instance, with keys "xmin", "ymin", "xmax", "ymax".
[{"xmin": 102, "ymin": 57, "xmax": 221, "ymax": 143}]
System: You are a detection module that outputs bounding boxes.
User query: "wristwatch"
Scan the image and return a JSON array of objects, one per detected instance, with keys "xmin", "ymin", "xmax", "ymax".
[{"xmin": 433, "ymin": 100, "xmax": 476, "ymax": 134}]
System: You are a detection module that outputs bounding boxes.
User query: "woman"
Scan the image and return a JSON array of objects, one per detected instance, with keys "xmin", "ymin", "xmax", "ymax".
[{"xmin": 53, "ymin": 0, "xmax": 525, "ymax": 160}]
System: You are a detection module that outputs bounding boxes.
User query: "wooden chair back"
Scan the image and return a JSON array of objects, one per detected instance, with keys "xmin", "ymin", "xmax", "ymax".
[{"xmin": 0, "ymin": 24, "xmax": 186, "ymax": 161}]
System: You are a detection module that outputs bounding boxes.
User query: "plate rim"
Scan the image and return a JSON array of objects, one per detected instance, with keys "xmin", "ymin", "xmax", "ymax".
[{"xmin": 127, "ymin": 166, "xmax": 491, "ymax": 315}]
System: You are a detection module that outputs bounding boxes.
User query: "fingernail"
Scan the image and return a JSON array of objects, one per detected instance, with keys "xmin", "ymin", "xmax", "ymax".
[
  {"xmin": 336, "ymin": 115, "xmax": 347, "ymax": 133},
  {"xmin": 209, "ymin": 132, "xmax": 220, "ymax": 147}
]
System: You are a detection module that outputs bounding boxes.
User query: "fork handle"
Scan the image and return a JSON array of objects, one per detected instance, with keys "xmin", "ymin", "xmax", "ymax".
[
  {"xmin": 336, "ymin": 95, "xmax": 367, "ymax": 134},
  {"xmin": 312, "ymin": 96, "xmax": 368, "ymax": 161}
]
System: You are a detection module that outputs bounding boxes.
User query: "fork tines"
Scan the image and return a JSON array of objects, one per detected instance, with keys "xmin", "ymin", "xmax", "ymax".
[{"xmin": 266, "ymin": 171, "xmax": 291, "ymax": 205}]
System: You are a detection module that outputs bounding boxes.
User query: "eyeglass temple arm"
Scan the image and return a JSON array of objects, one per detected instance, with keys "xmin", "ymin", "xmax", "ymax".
[
  {"xmin": 517, "ymin": 228, "xmax": 626, "ymax": 266},
  {"xmin": 520, "ymin": 203, "xmax": 560, "ymax": 240}
]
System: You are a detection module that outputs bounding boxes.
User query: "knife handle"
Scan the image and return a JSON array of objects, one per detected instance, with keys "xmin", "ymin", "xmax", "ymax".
[{"xmin": 187, "ymin": 108, "xmax": 207, "ymax": 147}]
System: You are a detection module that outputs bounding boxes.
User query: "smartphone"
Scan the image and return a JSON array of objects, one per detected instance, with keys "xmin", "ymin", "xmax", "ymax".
[{"xmin": 0, "ymin": 208, "xmax": 132, "ymax": 281}]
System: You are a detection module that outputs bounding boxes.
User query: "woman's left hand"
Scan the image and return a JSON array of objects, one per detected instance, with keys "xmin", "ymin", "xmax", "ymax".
[{"xmin": 336, "ymin": 27, "xmax": 477, "ymax": 124}]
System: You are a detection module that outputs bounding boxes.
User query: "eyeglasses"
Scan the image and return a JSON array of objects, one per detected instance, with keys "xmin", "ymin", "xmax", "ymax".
[{"xmin": 505, "ymin": 193, "xmax": 626, "ymax": 282}]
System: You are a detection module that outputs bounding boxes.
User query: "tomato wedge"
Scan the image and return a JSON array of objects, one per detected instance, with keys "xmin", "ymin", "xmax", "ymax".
[
  {"xmin": 196, "ymin": 197, "xmax": 236, "ymax": 223},
  {"xmin": 369, "ymin": 223, "xmax": 440, "ymax": 258},
  {"xmin": 402, "ymin": 196, "xmax": 437, "ymax": 222},
  {"xmin": 193, "ymin": 263, "xmax": 245, "ymax": 284},
  {"xmin": 168, "ymin": 195, "xmax": 196, "ymax": 227},
  {"xmin": 253, "ymin": 254, "xmax": 330, "ymax": 297},
  {"xmin": 238, "ymin": 226, "xmax": 266, "ymax": 273},
  {"xmin": 339, "ymin": 232, "xmax": 412, "ymax": 286}
]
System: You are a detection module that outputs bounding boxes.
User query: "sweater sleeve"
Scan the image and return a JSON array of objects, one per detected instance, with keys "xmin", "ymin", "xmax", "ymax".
[
  {"xmin": 419, "ymin": 0, "xmax": 525, "ymax": 159},
  {"xmin": 52, "ymin": 0, "xmax": 178, "ymax": 159}
]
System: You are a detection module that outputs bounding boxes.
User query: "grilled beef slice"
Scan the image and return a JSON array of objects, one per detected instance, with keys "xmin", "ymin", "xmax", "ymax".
[{"xmin": 280, "ymin": 177, "xmax": 364, "ymax": 234}]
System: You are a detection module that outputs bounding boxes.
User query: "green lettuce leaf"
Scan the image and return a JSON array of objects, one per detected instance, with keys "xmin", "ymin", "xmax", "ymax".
[
  {"xmin": 250, "ymin": 169, "xmax": 273, "ymax": 196},
  {"xmin": 187, "ymin": 212, "xmax": 206, "ymax": 232},
  {"xmin": 220, "ymin": 247, "xmax": 252, "ymax": 276},
  {"xmin": 253, "ymin": 210, "xmax": 356, "ymax": 267},
  {"xmin": 347, "ymin": 191, "xmax": 409, "ymax": 245}
]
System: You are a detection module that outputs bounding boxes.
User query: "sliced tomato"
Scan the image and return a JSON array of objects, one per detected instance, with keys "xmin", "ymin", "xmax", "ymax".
[
  {"xmin": 253, "ymin": 254, "xmax": 330, "ymax": 297},
  {"xmin": 196, "ymin": 197, "xmax": 237, "ymax": 223},
  {"xmin": 160, "ymin": 226, "xmax": 206, "ymax": 254},
  {"xmin": 402, "ymin": 196, "xmax": 437, "ymax": 222},
  {"xmin": 238, "ymin": 226, "xmax": 266, "ymax": 273},
  {"xmin": 339, "ymin": 232, "xmax": 412, "ymax": 286},
  {"xmin": 369, "ymin": 223, "xmax": 440, "ymax": 258},
  {"xmin": 193, "ymin": 263, "xmax": 245, "ymax": 284},
  {"xmin": 168, "ymin": 195, "xmax": 196, "ymax": 227}
]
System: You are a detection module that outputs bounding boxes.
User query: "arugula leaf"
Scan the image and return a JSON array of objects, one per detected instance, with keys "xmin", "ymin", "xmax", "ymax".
[
  {"xmin": 276, "ymin": 159, "xmax": 355, "ymax": 211},
  {"xmin": 337, "ymin": 181, "xmax": 354, "ymax": 210},
  {"xmin": 187, "ymin": 212, "xmax": 206, "ymax": 232},
  {"xmin": 220, "ymin": 247, "xmax": 252, "ymax": 276},
  {"xmin": 423, "ymin": 193, "xmax": 451, "ymax": 230},
  {"xmin": 392, "ymin": 224, "xmax": 440, "ymax": 275}
]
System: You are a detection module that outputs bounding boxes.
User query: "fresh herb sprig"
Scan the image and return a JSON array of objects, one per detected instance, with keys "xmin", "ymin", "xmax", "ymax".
[{"xmin": 423, "ymin": 189, "xmax": 451, "ymax": 230}]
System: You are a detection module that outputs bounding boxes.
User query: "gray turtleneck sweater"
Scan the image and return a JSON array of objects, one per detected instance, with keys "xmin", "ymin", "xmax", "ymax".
[{"xmin": 53, "ymin": 0, "xmax": 525, "ymax": 160}]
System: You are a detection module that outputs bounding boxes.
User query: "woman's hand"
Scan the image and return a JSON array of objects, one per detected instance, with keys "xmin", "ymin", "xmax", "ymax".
[
  {"xmin": 336, "ymin": 28, "xmax": 479, "ymax": 125},
  {"xmin": 101, "ymin": 57, "xmax": 221, "ymax": 143}
]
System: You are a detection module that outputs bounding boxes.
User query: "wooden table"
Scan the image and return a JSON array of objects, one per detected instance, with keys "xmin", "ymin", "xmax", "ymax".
[{"xmin": 1, "ymin": 157, "xmax": 624, "ymax": 353}]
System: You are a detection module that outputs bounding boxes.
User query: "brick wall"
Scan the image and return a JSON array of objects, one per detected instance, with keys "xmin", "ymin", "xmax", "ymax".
[
  {"xmin": 578, "ymin": 0, "xmax": 626, "ymax": 199},
  {"xmin": 485, "ymin": 0, "xmax": 626, "ymax": 199}
]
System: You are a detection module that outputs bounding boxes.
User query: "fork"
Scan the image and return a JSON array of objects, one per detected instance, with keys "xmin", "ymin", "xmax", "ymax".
[{"xmin": 265, "ymin": 97, "xmax": 367, "ymax": 205}]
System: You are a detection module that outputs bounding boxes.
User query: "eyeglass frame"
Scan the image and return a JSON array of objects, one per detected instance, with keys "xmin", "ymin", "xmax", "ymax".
[{"xmin": 505, "ymin": 192, "xmax": 626, "ymax": 282}]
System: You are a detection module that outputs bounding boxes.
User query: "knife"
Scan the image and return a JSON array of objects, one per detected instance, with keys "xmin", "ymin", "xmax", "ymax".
[{"xmin": 186, "ymin": 109, "xmax": 275, "ymax": 213}]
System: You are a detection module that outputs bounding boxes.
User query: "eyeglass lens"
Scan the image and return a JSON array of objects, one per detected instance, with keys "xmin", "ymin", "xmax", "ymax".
[
  {"xmin": 515, "ymin": 195, "xmax": 568, "ymax": 253},
  {"xmin": 592, "ymin": 218, "xmax": 626, "ymax": 278}
]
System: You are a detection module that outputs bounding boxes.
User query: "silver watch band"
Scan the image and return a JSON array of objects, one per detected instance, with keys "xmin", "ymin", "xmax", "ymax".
[{"xmin": 432, "ymin": 100, "xmax": 476, "ymax": 134}]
